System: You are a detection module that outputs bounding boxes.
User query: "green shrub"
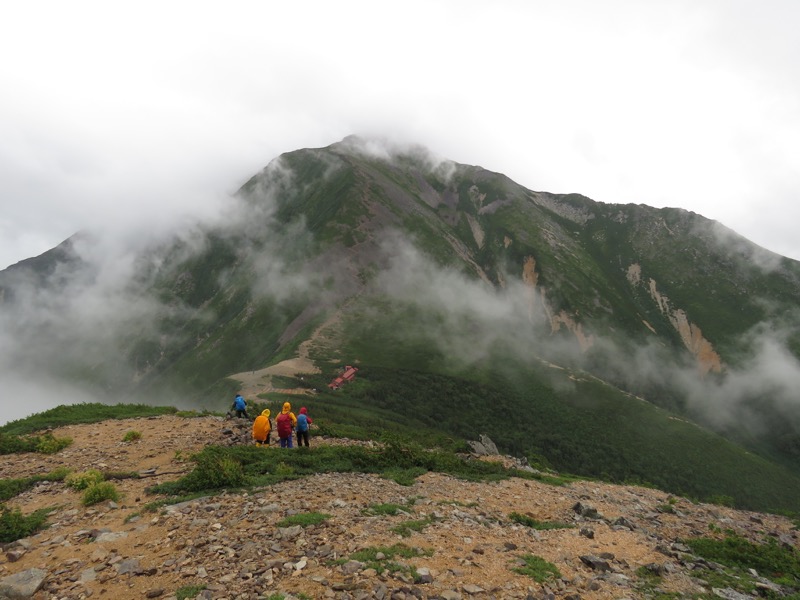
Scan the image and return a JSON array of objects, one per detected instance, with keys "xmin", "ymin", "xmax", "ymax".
[
  {"xmin": 0, "ymin": 505, "xmax": 51, "ymax": 543},
  {"xmin": 511, "ymin": 554, "xmax": 562, "ymax": 582},
  {"xmin": 122, "ymin": 430, "xmax": 142, "ymax": 442},
  {"xmin": 81, "ymin": 482, "xmax": 120, "ymax": 506},
  {"xmin": 363, "ymin": 503, "xmax": 406, "ymax": 516},
  {"xmin": 65, "ymin": 469, "xmax": 104, "ymax": 491},
  {"xmin": 35, "ymin": 434, "xmax": 72, "ymax": 454},
  {"xmin": 175, "ymin": 585, "xmax": 206, "ymax": 600},
  {"xmin": 274, "ymin": 462, "xmax": 295, "ymax": 480},
  {"xmin": 175, "ymin": 410, "xmax": 218, "ymax": 418},
  {"xmin": 0, "ymin": 479, "xmax": 37, "ymax": 503},
  {"xmin": 47, "ymin": 466, "xmax": 71, "ymax": 480},
  {"xmin": 706, "ymin": 494, "xmax": 736, "ymax": 508},
  {"xmin": 381, "ymin": 467, "xmax": 427, "ymax": 486},
  {"xmin": 0, "ymin": 432, "xmax": 71, "ymax": 455},
  {"xmin": 150, "ymin": 439, "xmax": 533, "ymax": 498},
  {"xmin": 0, "ymin": 468, "xmax": 70, "ymax": 502},
  {"xmin": 347, "ymin": 543, "xmax": 432, "ymax": 579},
  {"xmin": 276, "ymin": 512, "xmax": 331, "ymax": 528},
  {"xmin": 686, "ymin": 534, "xmax": 800, "ymax": 586},
  {"xmin": 391, "ymin": 516, "xmax": 434, "ymax": 538},
  {"xmin": 0, "ymin": 433, "xmax": 37, "ymax": 454},
  {"xmin": 180, "ymin": 449, "xmax": 245, "ymax": 491}
]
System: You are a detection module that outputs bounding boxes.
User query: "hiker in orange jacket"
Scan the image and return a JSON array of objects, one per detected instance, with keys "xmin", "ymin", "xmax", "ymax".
[
  {"xmin": 275, "ymin": 401, "xmax": 297, "ymax": 448},
  {"xmin": 252, "ymin": 409, "xmax": 271, "ymax": 446}
]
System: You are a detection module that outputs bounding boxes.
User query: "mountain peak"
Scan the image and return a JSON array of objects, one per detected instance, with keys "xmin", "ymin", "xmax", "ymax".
[{"xmin": 3, "ymin": 138, "xmax": 800, "ymax": 513}]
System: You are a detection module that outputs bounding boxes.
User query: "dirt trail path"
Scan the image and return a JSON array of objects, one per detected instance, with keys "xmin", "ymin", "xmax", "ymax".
[{"xmin": 228, "ymin": 308, "xmax": 346, "ymax": 399}]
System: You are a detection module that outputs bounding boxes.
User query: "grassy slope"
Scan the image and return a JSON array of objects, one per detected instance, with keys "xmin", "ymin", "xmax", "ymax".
[
  {"xmin": 340, "ymin": 364, "xmax": 800, "ymax": 513},
  {"xmin": 323, "ymin": 295, "xmax": 800, "ymax": 513},
  {"xmin": 0, "ymin": 403, "xmax": 178, "ymax": 436}
]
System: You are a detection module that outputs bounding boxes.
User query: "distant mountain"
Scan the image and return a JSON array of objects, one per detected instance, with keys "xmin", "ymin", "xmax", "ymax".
[{"xmin": 3, "ymin": 136, "xmax": 800, "ymax": 511}]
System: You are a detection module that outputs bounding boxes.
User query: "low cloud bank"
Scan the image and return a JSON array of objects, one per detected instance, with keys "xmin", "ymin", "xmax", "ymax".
[
  {"xmin": 373, "ymin": 233, "xmax": 800, "ymax": 440},
  {"xmin": 0, "ymin": 374, "xmax": 97, "ymax": 426}
]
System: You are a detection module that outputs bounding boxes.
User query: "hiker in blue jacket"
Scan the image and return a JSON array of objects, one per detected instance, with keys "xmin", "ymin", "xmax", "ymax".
[
  {"xmin": 232, "ymin": 393, "xmax": 249, "ymax": 419},
  {"xmin": 296, "ymin": 406, "xmax": 313, "ymax": 447}
]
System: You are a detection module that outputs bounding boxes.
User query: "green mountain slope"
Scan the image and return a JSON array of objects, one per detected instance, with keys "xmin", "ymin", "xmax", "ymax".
[{"xmin": 2, "ymin": 136, "xmax": 800, "ymax": 512}]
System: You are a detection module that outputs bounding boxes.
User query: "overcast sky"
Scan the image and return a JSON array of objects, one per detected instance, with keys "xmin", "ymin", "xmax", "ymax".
[{"xmin": 2, "ymin": 1, "xmax": 799, "ymax": 270}]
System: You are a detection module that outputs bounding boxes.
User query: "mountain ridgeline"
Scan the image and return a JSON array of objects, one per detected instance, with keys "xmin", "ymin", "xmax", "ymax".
[{"xmin": 2, "ymin": 136, "xmax": 800, "ymax": 512}]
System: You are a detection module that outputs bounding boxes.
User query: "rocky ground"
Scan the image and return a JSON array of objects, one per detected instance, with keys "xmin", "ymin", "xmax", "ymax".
[{"xmin": 0, "ymin": 415, "xmax": 797, "ymax": 600}]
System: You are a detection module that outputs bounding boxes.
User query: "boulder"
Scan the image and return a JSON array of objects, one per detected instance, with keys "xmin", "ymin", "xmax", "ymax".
[
  {"xmin": 467, "ymin": 434, "xmax": 499, "ymax": 456},
  {"xmin": 579, "ymin": 555, "xmax": 611, "ymax": 572},
  {"xmin": 0, "ymin": 568, "xmax": 48, "ymax": 598}
]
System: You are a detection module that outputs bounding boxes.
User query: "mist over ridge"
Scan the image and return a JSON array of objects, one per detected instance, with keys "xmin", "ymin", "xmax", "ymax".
[{"xmin": 2, "ymin": 136, "xmax": 800, "ymax": 510}]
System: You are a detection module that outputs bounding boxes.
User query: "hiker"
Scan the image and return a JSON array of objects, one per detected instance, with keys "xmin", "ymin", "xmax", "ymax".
[
  {"xmin": 232, "ymin": 393, "xmax": 249, "ymax": 419},
  {"xmin": 296, "ymin": 406, "xmax": 313, "ymax": 447},
  {"xmin": 252, "ymin": 409, "xmax": 271, "ymax": 446},
  {"xmin": 276, "ymin": 401, "xmax": 297, "ymax": 448}
]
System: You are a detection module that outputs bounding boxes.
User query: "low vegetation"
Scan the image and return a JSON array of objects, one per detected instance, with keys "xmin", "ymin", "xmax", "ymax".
[
  {"xmin": 0, "ymin": 403, "xmax": 177, "ymax": 436},
  {"xmin": 64, "ymin": 468, "xmax": 122, "ymax": 506},
  {"xmin": 81, "ymin": 481, "xmax": 120, "ymax": 506},
  {"xmin": 391, "ymin": 516, "xmax": 435, "ymax": 538},
  {"xmin": 346, "ymin": 543, "xmax": 433, "ymax": 579},
  {"xmin": 511, "ymin": 554, "xmax": 562, "ymax": 582},
  {"xmin": 0, "ymin": 468, "xmax": 69, "ymax": 502},
  {"xmin": 275, "ymin": 512, "xmax": 331, "ymax": 528},
  {"xmin": 363, "ymin": 502, "xmax": 409, "ymax": 516},
  {"xmin": 0, "ymin": 505, "xmax": 52, "ymax": 543},
  {"xmin": 122, "ymin": 430, "xmax": 142, "ymax": 442},
  {"xmin": 0, "ymin": 432, "xmax": 72, "ymax": 455},
  {"xmin": 148, "ymin": 436, "xmax": 546, "ymax": 497},
  {"xmin": 175, "ymin": 585, "xmax": 207, "ymax": 600},
  {"xmin": 686, "ymin": 533, "xmax": 800, "ymax": 589},
  {"xmin": 65, "ymin": 469, "xmax": 104, "ymax": 491},
  {"xmin": 0, "ymin": 468, "xmax": 138, "ymax": 505}
]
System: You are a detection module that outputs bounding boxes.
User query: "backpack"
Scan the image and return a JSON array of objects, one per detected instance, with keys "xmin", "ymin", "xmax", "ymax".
[
  {"xmin": 276, "ymin": 413, "xmax": 293, "ymax": 438},
  {"xmin": 234, "ymin": 396, "xmax": 246, "ymax": 411},
  {"xmin": 296, "ymin": 413, "xmax": 308, "ymax": 432}
]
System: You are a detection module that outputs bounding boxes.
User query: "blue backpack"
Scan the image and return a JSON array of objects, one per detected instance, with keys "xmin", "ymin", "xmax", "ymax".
[
  {"xmin": 234, "ymin": 396, "xmax": 246, "ymax": 411},
  {"xmin": 297, "ymin": 413, "xmax": 309, "ymax": 432}
]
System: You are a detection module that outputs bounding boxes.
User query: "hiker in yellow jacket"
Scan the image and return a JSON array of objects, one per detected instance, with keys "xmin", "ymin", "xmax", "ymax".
[
  {"xmin": 252, "ymin": 409, "xmax": 271, "ymax": 446},
  {"xmin": 276, "ymin": 402, "xmax": 297, "ymax": 448}
]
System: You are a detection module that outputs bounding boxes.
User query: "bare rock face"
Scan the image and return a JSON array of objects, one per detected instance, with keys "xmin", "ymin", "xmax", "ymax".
[{"xmin": 467, "ymin": 434, "xmax": 499, "ymax": 456}]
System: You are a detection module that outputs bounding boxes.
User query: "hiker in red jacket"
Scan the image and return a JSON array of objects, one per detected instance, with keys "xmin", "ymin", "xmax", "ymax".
[
  {"xmin": 296, "ymin": 406, "xmax": 313, "ymax": 447},
  {"xmin": 276, "ymin": 401, "xmax": 297, "ymax": 448}
]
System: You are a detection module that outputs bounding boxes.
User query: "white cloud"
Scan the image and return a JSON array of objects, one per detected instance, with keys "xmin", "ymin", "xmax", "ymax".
[{"xmin": 1, "ymin": 0, "xmax": 799, "ymax": 271}]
